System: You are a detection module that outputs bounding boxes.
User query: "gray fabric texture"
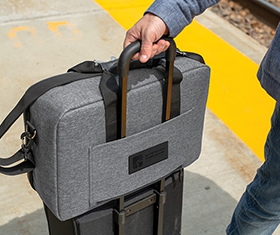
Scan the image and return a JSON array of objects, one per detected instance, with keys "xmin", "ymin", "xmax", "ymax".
[{"xmin": 29, "ymin": 56, "xmax": 210, "ymax": 220}]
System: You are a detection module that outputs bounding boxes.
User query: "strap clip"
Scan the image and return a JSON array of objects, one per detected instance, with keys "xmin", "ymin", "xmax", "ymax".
[{"xmin": 20, "ymin": 121, "xmax": 36, "ymax": 154}]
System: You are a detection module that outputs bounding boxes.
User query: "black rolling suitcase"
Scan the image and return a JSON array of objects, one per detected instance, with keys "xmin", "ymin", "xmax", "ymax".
[{"xmin": 44, "ymin": 168, "xmax": 184, "ymax": 235}]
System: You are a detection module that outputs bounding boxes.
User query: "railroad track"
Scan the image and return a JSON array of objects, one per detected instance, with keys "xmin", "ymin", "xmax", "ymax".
[{"xmin": 233, "ymin": 0, "xmax": 280, "ymax": 29}]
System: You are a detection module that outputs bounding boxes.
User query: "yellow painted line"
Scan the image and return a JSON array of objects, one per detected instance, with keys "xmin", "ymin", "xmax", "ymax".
[
  {"xmin": 7, "ymin": 26, "xmax": 36, "ymax": 48},
  {"xmin": 47, "ymin": 21, "xmax": 80, "ymax": 40},
  {"xmin": 94, "ymin": 0, "xmax": 275, "ymax": 160},
  {"xmin": 176, "ymin": 23, "xmax": 274, "ymax": 161}
]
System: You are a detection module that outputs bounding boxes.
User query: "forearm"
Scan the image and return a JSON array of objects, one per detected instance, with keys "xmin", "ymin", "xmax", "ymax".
[{"xmin": 146, "ymin": 0, "xmax": 220, "ymax": 37}]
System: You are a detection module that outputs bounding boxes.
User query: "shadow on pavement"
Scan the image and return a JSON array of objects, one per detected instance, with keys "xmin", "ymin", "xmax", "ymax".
[
  {"xmin": 0, "ymin": 208, "xmax": 48, "ymax": 235},
  {"xmin": 182, "ymin": 170, "xmax": 238, "ymax": 235}
]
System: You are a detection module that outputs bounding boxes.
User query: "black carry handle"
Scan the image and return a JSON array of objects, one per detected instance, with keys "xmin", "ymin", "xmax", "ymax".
[
  {"xmin": 116, "ymin": 38, "xmax": 176, "ymax": 235},
  {"xmin": 117, "ymin": 38, "xmax": 176, "ymax": 138}
]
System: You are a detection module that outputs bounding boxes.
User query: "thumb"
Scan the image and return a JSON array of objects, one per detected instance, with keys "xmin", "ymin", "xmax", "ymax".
[{"xmin": 139, "ymin": 40, "xmax": 153, "ymax": 63}]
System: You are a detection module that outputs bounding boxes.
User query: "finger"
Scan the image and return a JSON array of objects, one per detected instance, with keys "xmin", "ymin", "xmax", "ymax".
[
  {"xmin": 131, "ymin": 52, "xmax": 140, "ymax": 61},
  {"xmin": 123, "ymin": 29, "xmax": 139, "ymax": 49},
  {"xmin": 133, "ymin": 43, "xmax": 158, "ymax": 60},
  {"xmin": 155, "ymin": 39, "xmax": 170, "ymax": 54},
  {"xmin": 123, "ymin": 31, "xmax": 141, "ymax": 60},
  {"xmin": 151, "ymin": 44, "xmax": 159, "ymax": 57},
  {"xmin": 139, "ymin": 40, "xmax": 153, "ymax": 63}
]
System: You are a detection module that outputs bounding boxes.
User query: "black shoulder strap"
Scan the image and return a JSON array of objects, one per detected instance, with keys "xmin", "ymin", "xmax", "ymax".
[{"xmin": 0, "ymin": 69, "xmax": 102, "ymax": 175}]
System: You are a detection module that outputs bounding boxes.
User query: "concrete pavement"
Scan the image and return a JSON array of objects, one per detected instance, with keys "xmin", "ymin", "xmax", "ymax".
[{"xmin": 0, "ymin": 1, "xmax": 277, "ymax": 234}]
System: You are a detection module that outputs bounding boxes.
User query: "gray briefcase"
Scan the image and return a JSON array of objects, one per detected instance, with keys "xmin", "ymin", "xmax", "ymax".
[{"xmin": 0, "ymin": 39, "xmax": 210, "ymax": 221}]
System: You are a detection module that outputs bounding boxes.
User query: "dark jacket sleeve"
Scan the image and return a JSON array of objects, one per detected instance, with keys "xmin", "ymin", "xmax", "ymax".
[{"xmin": 146, "ymin": 0, "xmax": 220, "ymax": 37}]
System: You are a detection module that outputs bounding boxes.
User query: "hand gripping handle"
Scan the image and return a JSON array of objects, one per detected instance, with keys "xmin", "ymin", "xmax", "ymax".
[{"xmin": 117, "ymin": 38, "xmax": 176, "ymax": 138}]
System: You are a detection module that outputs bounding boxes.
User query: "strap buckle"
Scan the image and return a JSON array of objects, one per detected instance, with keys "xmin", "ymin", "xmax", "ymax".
[{"xmin": 20, "ymin": 121, "xmax": 36, "ymax": 153}]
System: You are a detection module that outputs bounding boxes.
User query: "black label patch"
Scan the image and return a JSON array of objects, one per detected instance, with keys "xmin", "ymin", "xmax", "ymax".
[{"xmin": 129, "ymin": 142, "xmax": 168, "ymax": 174}]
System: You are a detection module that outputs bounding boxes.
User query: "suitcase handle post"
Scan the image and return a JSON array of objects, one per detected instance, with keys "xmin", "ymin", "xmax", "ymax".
[{"xmin": 118, "ymin": 38, "xmax": 176, "ymax": 138}]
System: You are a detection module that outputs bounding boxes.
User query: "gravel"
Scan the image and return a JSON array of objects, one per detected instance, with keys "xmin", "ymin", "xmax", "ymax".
[{"xmin": 211, "ymin": 0, "xmax": 277, "ymax": 47}]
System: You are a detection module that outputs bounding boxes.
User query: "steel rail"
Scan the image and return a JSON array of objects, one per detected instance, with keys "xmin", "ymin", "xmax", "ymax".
[
  {"xmin": 253, "ymin": 0, "xmax": 280, "ymax": 16},
  {"xmin": 233, "ymin": 0, "xmax": 280, "ymax": 29}
]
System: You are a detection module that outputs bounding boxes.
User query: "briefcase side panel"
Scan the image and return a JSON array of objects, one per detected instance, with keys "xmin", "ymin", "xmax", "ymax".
[{"xmin": 30, "ymin": 76, "xmax": 105, "ymax": 219}]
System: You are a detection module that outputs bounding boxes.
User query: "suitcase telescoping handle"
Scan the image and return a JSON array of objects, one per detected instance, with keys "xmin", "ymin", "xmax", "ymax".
[{"xmin": 117, "ymin": 38, "xmax": 176, "ymax": 138}]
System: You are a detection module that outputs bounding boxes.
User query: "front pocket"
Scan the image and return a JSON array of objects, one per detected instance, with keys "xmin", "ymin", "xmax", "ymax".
[{"xmin": 89, "ymin": 107, "xmax": 203, "ymax": 207}]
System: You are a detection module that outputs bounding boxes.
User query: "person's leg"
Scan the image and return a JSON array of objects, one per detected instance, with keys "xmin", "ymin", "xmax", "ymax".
[{"xmin": 226, "ymin": 103, "xmax": 280, "ymax": 235}]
